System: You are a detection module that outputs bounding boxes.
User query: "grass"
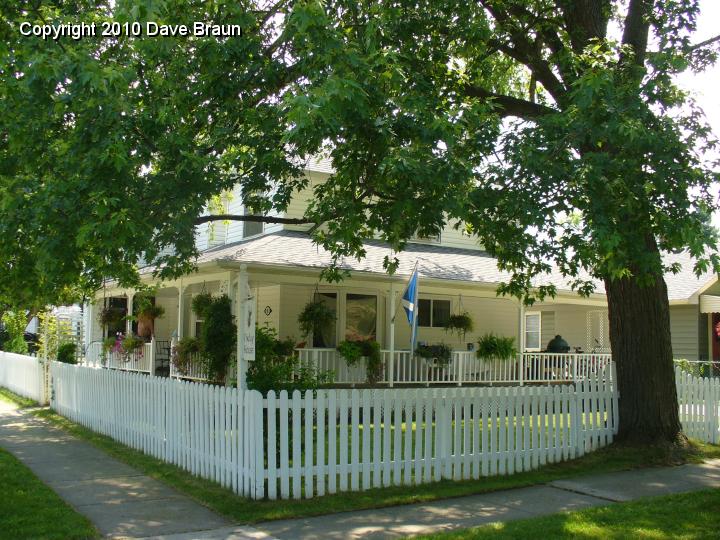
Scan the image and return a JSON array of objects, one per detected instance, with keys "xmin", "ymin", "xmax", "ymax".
[
  {"xmin": 414, "ymin": 489, "xmax": 720, "ymax": 539},
  {"xmin": 2, "ymin": 387, "xmax": 719, "ymax": 524},
  {"xmin": 0, "ymin": 445, "xmax": 98, "ymax": 539}
]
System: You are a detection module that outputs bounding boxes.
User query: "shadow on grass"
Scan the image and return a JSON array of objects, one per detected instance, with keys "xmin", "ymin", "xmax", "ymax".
[{"xmin": 416, "ymin": 488, "xmax": 720, "ymax": 539}]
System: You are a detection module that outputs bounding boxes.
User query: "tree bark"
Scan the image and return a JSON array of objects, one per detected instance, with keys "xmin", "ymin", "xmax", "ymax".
[{"xmin": 604, "ymin": 254, "xmax": 683, "ymax": 445}]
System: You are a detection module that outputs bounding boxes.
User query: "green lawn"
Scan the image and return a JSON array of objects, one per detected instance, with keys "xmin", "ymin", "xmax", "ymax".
[
  {"xmin": 414, "ymin": 488, "xmax": 720, "ymax": 539},
  {"xmin": 2, "ymin": 387, "xmax": 719, "ymax": 525},
  {"xmin": 0, "ymin": 445, "xmax": 98, "ymax": 540}
]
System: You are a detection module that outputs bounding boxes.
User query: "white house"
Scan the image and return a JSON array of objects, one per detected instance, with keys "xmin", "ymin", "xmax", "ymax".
[{"xmin": 83, "ymin": 158, "xmax": 718, "ymax": 385}]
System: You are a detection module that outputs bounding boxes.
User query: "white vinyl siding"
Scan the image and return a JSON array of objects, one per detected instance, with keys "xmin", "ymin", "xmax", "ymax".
[{"xmin": 670, "ymin": 305, "xmax": 701, "ymax": 361}]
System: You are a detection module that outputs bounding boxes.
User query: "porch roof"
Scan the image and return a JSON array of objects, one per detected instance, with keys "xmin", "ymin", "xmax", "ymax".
[
  {"xmin": 662, "ymin": 250, "xmax": 717, "ymax": 301},
  {"xmin": 195, "ymin": 231, "xmax": 602, "ymax": 295}
]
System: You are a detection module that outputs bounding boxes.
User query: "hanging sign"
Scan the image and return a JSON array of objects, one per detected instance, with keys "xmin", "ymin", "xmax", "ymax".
[{"xmin": 243, "ymin": 296, "xmax": 256, "ymax": 361}]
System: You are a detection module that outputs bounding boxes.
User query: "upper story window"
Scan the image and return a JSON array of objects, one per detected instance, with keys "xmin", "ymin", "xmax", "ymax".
[
  {"xmin": 417, "ymin": 298, "xmax": 451, "ymax": 328},
  {"xmin": 242, "ymin": 206, "xmax": 264, "ymax": 238}
]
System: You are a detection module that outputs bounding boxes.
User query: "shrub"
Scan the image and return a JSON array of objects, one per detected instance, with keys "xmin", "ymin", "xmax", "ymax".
[
  {"xmin": 1, "ymin": 311, "xmax": 28, "ymax": 354},
  {"xmin": 56, "ymin": 342, "xmax": 77, "ymax": 364},
  {"xmin": 248, "ymin": 327, "xmax": 333, "ymax": 395},
  {"xmin": 476, "ymin": 333, "xmax": 517, "ymax": 361},
  {"xmin": 201, "ymin": 295, "xmax": 236, "ymax": 381}
]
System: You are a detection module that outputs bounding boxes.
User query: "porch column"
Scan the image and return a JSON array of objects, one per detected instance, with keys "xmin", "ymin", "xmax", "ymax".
[
  {"xmin": 518, "ymin": 300, "xmax": 525, "ymax": 386},
  {"xmin": 708, "ymin": 314, "xmax": 713, "ymax": 363},
  {"xmin": 177, "ymin": 279, "xmax": 185, "ymax": 339},
  {"xmin": 126, "ymin": 292, "xmax": 134, "ymax": 336},
  {"xmin": 388, "ymin": 281, "xmax": 397, "ymax": 388},
  {"xmin": 236, "ymin": 265, "xmax": 256, "ymax": 389},
  {"xmin": 83, "ymin": 300, "xmax": 93, "ymax": 350}
]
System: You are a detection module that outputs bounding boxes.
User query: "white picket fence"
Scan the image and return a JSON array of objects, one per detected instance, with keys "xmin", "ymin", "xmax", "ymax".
[
  {"xmin": 0, "ymin": 351, "xmax": 48, "ymax": 404},
  {"xmin": 50, "ymin": 361, "xmax": 617, "ymax": 500},
  {"xmin": 676, "ymin": 366, "xmax": 720, "ymax": 444}
]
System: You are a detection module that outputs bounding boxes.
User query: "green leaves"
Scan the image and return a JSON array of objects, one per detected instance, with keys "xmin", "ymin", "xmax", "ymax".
[{"xmin": 1, "ymin": 0, "xmax": 718, "ymax": 312}]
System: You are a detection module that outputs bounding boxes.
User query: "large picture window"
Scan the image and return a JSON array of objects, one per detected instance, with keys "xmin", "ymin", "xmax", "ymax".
[
  {"xmin": 345, "ymin": 293, "xmax": 377, "ymax": 341},
  {"xmin": 418, "ymin": 298, "xmax": 451, "ymax": 328},
  {"xmin": 525, "ymin": 312, "xmax": 541, "ymax": 351}
]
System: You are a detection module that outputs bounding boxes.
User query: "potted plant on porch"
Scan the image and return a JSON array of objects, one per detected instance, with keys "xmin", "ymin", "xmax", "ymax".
[
  {"xmin": 415, "ymin": 343, "xmax": 452, "ymax": 367},
  {"xmin": 337, "ymin": 339, "xmax": 383, "ymax": 385},
  {"xmin": 476, "ymin": 333, "xmax": 517, "ymax": 361},
  {"xmin": 444, "ymin": 312, "xmax": 474, "ymax": 344},
  {"xmin": 298, "ymin": 299, "xmax": 336, "ymax": 346},
  {"xmin": 135, "ymin": 296, "xmax": 165, "ymax": 339}
]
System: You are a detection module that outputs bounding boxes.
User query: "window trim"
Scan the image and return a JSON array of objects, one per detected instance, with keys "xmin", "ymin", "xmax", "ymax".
[
  {"xmin": 417, "ymin": 297, "xmax": 452, "ymax": 328},
  {"xmin": 524, "ymin": 311, "xmax": 542, "ymax": 352},
  {"xmin": 311, "ymin": 287, "xmax": 383, "ymax": 346}
]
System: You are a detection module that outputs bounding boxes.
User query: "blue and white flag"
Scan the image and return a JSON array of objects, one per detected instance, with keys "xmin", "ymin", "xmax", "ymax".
[{"xmin": 401, "ymin": 264, "xmax": 420, "ymax": 351}]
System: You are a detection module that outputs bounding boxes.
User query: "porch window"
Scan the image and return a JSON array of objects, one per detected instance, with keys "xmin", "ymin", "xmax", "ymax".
[
  {"xmin": 418, "ymin": 298, "xmax": 451, "ymax": 328},
  {"xmin": 313, "ymin": 292, "xmax": 337, "ymax": 347},
  {"xmin": 345, "ymin": 293, "xmax": 377, "ymax": 341},
  {"xmin": 525, "ymin": 312, "xmax": 541, "ymax": 351}
]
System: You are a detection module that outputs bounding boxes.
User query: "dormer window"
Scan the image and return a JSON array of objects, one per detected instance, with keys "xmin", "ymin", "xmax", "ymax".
[{"xmin": 243, "ymin": 207, "xmax": 264, "ymax": 238}]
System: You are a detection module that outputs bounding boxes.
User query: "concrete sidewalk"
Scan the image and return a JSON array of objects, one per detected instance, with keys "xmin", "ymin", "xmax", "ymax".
[
  {"xmin": 0, "ymin": 400, "xmax": 269, "ymax": 539},
  {"xmin": 253, "ymin": 458, "xmax": 720, "ymax": 540},
  {"xmin": 2, "ymin": 399, "xmax": 720, "ymax": 539}
]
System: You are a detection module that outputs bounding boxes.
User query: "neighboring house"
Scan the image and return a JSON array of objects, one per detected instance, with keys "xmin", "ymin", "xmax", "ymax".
[{"xmin": 83, "ymin": 158, "xmax": 717, "ymax": 382}]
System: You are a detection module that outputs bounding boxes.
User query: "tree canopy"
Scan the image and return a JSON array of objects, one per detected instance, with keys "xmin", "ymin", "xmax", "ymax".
[{"xmin": 1, "ymin": 0, "xmax": 718, "ymax": 301}]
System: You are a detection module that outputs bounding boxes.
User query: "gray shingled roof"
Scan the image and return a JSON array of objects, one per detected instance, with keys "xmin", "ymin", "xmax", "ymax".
[
  {"xmin": 197, "ymin": 231, "xmax": 602, "ymax": 294},
  {"xmin": 196, "ymin": 231, "xmax": 717, "ymax": 301},
  {"xmin": 663, "ymin": 251, "xmax": 716, "ymax": 301}
]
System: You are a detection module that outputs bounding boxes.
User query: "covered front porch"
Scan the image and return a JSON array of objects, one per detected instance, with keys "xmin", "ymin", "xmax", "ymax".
[{"xmin": 82, "ymin": 252, "xmax": 612, "ymax": 387}]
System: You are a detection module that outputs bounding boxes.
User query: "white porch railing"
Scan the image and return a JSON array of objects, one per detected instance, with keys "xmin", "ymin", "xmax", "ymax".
[
  {"xmin": 170, "ymin": 351, "xmax": 211, "ymax": 381},
  {"xmin": 296, "ymin": 349, "xmax": 613, "ymax": 386},
  {"xmin": 82, "ymin": 340, "xmax": 155, "ymax": 374},
  {"xmin": 83, "ymin": 341, "xmax": 105, "ymax": 368}
]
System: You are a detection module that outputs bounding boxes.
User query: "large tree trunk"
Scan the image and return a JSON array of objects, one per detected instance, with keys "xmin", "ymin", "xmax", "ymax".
[{"xmin": 605, "ymin": 266, "xmax": 682, "ymax": 444}]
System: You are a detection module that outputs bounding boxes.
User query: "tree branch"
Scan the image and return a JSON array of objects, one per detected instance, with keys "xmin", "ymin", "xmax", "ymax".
[
  {"xmin": 193, "ymin": 214, "xmax": 315, "ymax": 226},
  {"xmin": 621, "ymin": 0, "xmax": 652, "ymax": 66},
  {"xmin": 688, "ymin": 34, "xmax": 720, "ymax": 52},
  {"xmin": 464, "ymin": 85, "xmax": 556, "ymax": 119},
  {"xmin": 479, "ymin": 2, "xmax": 567, "ymax": 104}
]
